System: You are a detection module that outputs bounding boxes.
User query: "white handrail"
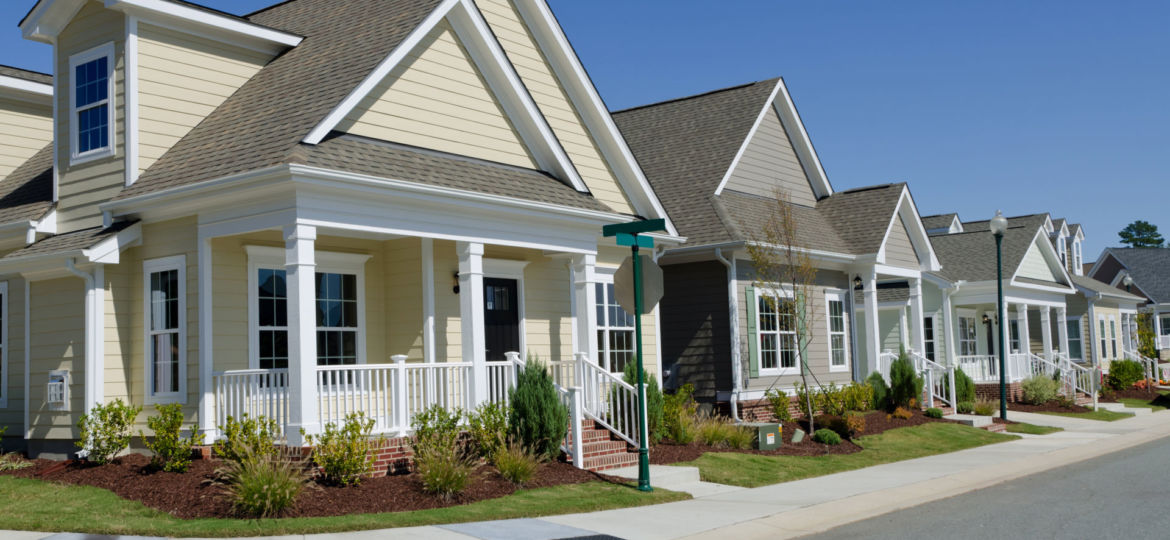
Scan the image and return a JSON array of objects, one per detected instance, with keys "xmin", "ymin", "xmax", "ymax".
[
  {"xmin": 213, "ymin": 368, "xmax": 290, "ymax": 439},
  {"xmin": 909, "ymin": 351, "xmax": 956, "ymax": 409},
  {"xmin": 956, "ymin": 355, "xmax": 998, "ymax": 383},
  {"xmin": 574, "ymin": 352, "xmax": 640, "ymax": 446},
  {"xmin": 1053, "ymin": 352, "xmax": 1097, "ymax": 408},
  {"xmin": 876, "ymin": 351, "xmax": 898, "ymax": 384},
  {"xmin": 1122, "ymin": 350, "xmax": 1158, "ymax": 383}
]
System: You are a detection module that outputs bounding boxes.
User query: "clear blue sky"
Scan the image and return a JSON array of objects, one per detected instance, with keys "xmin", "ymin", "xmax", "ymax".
[{"xmin": 2, "ymin": 1, "xmax": 1167, "ymax": 258}]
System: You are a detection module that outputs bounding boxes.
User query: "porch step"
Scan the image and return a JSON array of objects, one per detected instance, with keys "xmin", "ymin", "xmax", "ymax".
[
  {"xmin": 982, "ymin": 422, "xmax": 1007, "ymax": 433},
  {"xmin": 945, "ymin": 414, "xmax": 993, "ymax": 428},
  {"xmin": 566, "ymin": 419, "xmax": 640, "ymax": 472}
]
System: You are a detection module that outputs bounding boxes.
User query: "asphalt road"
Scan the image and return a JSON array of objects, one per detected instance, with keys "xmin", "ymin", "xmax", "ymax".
[{"xmin": 806, "ymin": 434, "xmax": 1170, "ymax": 540}]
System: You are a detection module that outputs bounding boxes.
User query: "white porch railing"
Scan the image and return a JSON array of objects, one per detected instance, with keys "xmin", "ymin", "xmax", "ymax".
[
  {"xmin": 876, "ymin": 351, "xmax": 898, "ymax": 383},
  {"xmin": 956, "ymin": 355, "xmax": 999, "ymax": 383},
  {"xmin": 909, "ymin": 351, "xmax": 956, "ymax": 409},
  {"xmin": 1053, "ymin": 352, "xmax": 1097, "ymax": 407},
  {"xmin": 212, "ymin": 369, "xmax": 291, "ymax": 438},
  {"xmin": 575, "ymin": 353, "xmax": 641, "ymax": 446},
  {"xmin": 1123, "ymin": 350, "xmax": 1159, "ymax": 382},
  {"xmin": 1025, "ymin": 352, "xmax": 1062, "ymax": 380}
]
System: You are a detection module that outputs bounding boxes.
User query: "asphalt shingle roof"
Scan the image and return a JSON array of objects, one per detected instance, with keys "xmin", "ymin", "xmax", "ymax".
[
  {"xmin": 1099, "ymin": 248, "xmax": 1170, "ymax": 303},
  {"xmin": 3, "ymin": 220, "xmax": 136, "ymax": 260},
  {"xmin": 0, "ymin": 143, "xmax": 53, "ymax": 226},
  {"xmin": 929, "ymin": 225, "xmax": 1043, "ymax": 282},
  {"xmin": 1070, "ymin": 274, "xmax": 1143, "ymax": 302},
  {"xmin": 921, "ymin": 213, "xmax": 957, "ymax": 231},
  {"xmin": 0, "ymin": 65, "xmax": 51, "ymax": 85},
  {"xmin": 852, "ymin": 282, "xmax": 910, "ymax": 304}
]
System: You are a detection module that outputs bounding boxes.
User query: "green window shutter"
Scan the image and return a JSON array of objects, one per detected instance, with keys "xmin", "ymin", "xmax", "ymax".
[{"xmin": 746, "ymin": 285, "xmax": 759, "ymax": 379}]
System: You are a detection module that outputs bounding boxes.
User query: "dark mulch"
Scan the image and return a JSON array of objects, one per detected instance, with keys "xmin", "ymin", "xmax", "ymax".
[
  {"xmin": 0, "ymin": 453, "xmax": 617, "ymax": 519},
  {"xmin": 1100, "ymin": 387, "xmax": 1170, "ymax": 406},
  {"xmin": 1008, "ymin": 400, "xmax": 1092, "ymax": 413},
  {"xmin": 650, "ymin": 408, "xmax": 958, "ymax": 465}
]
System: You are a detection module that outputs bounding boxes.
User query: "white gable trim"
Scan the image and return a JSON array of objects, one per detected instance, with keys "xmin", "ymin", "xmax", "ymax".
[
  {"xmin": 512, "ymin": 0, "xmax": 678, "ymax": 236},
  {"xmin": 0, "ymin": 75, "xmax": 53, "ymax": 104},
  {"xmin": 875, "ymin": 187, "xmax": 941, "ymax": 271},
  {"xmin": 713, "ymin": 80, "xmax": 782, "ymax": 197},
  {"xmin": 1089, "ymin": 250, "xmax": 1126, "ymax": 281},
  {"xmin": 1008, "ymin": 227, "xmax": 1075, "ymax": 290},
  {"xmin": 302, "ymin": 0, "xmax": 589, "ymax": 193}
]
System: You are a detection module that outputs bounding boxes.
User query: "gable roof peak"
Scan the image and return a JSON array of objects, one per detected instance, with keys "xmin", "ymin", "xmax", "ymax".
[{"xmin": 610, "ymin": 77, "xmax": 781, "ymax": 115}]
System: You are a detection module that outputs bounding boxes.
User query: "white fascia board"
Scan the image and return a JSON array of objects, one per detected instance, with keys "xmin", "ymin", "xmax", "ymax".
[
  {"xmin": 713, "ymin": 79, "xmax": 783, "ymax": 197},
  {"xmin": 0, "ymin": 75, "xmax": 53, "ymax": 103},
  {"xmin": 1008, "ymin": 227, "xmax": 1074, "ymax": 288},
  {"xmin": 104, "ymin": 0, "xmax": 301, "ymax": 52},
  {"xmin": 773, "ymin": 77, "xmax": 832, "ymax": 198},
  {"xmin": 872, "ymin": 263, "xmax": 922, "ymax": 279},
  {"xmin": 101, "ymin": 164, "xmax": 291, "ymax": 216},
  {"xmin": 19, "ymin": 0, "xmax": 84, "ymax": 43},
  {"xmin": 1010, "ymin": 278, "xmax": 1076, "ymax": 295},
  {"xmin": 876, "ymin": 187, "xmax": 940, "ymax": 271},
  {"xmin": 921, "ymin": 271, "xmax": 954, "ymax": 290},
  {"xmin": 513, "ymin": 0, "xmax": 679, "ymax": 237},
  {"xmin": 82, "ymin": 222, "xmax": 142, "ymax": 264}
]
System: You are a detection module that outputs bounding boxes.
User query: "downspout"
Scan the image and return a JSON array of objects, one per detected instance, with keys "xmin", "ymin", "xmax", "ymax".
[
  {"xmin": 714, "ymin": 248, "xmax": 741, "ymax": 421},
  {"xmin": 65, "ymin": 259, "xmax": 104, "ymax": 415}
]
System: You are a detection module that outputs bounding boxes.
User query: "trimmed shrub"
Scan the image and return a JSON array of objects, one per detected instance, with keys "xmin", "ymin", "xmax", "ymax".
[
  {"xmin": 664, "ymin": 384, "xmax": 698, "ymax": 444},
  {"xmin": 215, "ymin": 414, "xmax": 280, "ymax": 467},
  {"xmin": 143, "ymin": 403, "xmax": 204, "ymax": 472},
  {"xmin": 1107, "ymin": 359, "xmax": 1145, "ymax": 391},
  {"xmin": 828, "ymin": 411, "xmax": 866, "ymax": 439},
  {"xmin": 957, "ymin": 401, "xmax": 975, "ymax": 414},
  {"xmin": 764, "ymin": 388, "xmax": 794, "ymax": 424},
  {"xmin": 412, "ymin": 405, "xmax": 474, "ymax": 501},
  {"xmin": 622, "ymin": 363, "xmax": 665, "ymax": 443},
  {"xmin": 468, "ymin": 402, "xmax": 508, "ymax": 459},
  {"xmin": 973, "ymin": 400, "xmax": 995, "ymax": 416},
  {"xmin": 843, "ymin": 382, "xmax": 875, "ymax": 412},
  {"xmin": 1021, "ymin": 375, "xmax": 1060, "ymax": 405},
  {"xmin": 493, "ymin": 442, "xmax": 539, "ymax": 486},
  {"xmin": 508, "ymin": 363, "xmax": 568, "ymax": 460},
  {"xmin": 925, "ymin": 407, "xmax": 944, "ymax": 419},
  {"xmin": 891, "ymin": 407, "xmax": 913, "ymax": 420},
  {"xmin": 218, "ymin": 449, "xmax": 308, "ymax": 518},
  {"xmin": 866, "ymin": 372, "xmax": 890, "ymax": 411},
  {"xmin": 76, "ymin": 398, "xmax": 141, "ymax": 464},
  {"xmin": 820, "ymin": 383, "xmax": 847, "ymax": 416},
  {"xmin": 888, "ymin": 351, "xmax": 924, "ymax": 409},
  {"xmin": 953, "ymin": 369, "xmax": 976, "ymax": 403},
  {"xmin": 812, "ymin": 428, "xmax": 841, "ymax": 445},
  {"xmin": 303, "ymin": 412, "xmax": 381, "ymax": 486}
]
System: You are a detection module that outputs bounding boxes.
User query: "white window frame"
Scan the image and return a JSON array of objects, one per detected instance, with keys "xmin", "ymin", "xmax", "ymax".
[
  {"xmin": 1109, "ymin": 315, "xmax": 1118, "ymax": 359},
  {"xmin": 68, "ymin": 42, "xmax": 117, "ymax": 165},
  {"xmin": 143, "ymin": 255, "xmax": 186, "ymax": 405},
  {"xmin": 1008, "ymin": 319, "xmax": 1020, "ymax": 353},
  {"xmin": 956, "ymin": 310, "xmax": 977, "ymax": 356},
  {"xmin": 1072, "ymin": 240, "xmax": 1083, "ymax": 276},
  {"xmin": 1098, "ymin": 315, "xmax": 1108, "ymax": 360},
  {"xmin": 923, "ymin": 313, "xmax": 938, "ymax": 362},
  {"xmin": 0, "ymin": 282, "xmax": 8, "ymax": 409},
  {"xmin": 826, "ymin": 290, "xmax": 849, "ymax": 373},
  {"xmin": 754, "ymin": 286, "xmax": 799, "ymax": 377},
  {"xmin": 594, "ymin": 268, "xmax": 633, "ymax": 373},
  {"xmin": 1066, "ymin": 316, "xmax": 1084, "ymax": 361},
  {"xmin": 1160, "ymin": 314, "xmax": 1170, "ymax": 337},
  {"xmin": 1057, "ymin": 238, "xmax": 1067, "ymax": 267},
  {"xmin": 245, "ymin": 246, "xmax": 369, "ymax": 369}
]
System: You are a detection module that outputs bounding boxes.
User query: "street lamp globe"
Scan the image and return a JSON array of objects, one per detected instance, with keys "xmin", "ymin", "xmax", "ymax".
[
  {"xmin": 1123, "ymin": 274, "xmax": 1134, "ymax": 291},
  {"xmin": 989, "ymin": 210, "xmax": 1008, "ymax": 237}
]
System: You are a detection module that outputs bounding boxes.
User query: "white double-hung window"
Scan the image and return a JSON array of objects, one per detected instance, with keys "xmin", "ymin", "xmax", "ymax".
[
  {"xmin": 247, "ymin": 247, "xmax": 368, "ymax": 370},
  {"xmin": 1067, "ymin": 317, "xmax": 1083, "ymax": 360},
  {"xmin": 826, "ymin": 291, "xmax": 849, "ymax": 372},
  {"xmin": 144, "ymin": 256, "xmax": 186, "ymax": 404},
  {"xmin": 595, "ymin": 281, "xmax": 634, "ymax": 374},
  {"xmin": 69, "ymin": 43, "xmax": 116, "ymax": 163},
  {"xmin": 957, "ymin": 315, "xmax": 977, "ymax": 356},
  {"xmin": 757, "ymin": 290, "xmax": 798, "ymax": 375}
]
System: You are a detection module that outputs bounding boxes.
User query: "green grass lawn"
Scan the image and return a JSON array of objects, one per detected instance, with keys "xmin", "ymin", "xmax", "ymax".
[
  {"xmin": 1037, "ymin": 409, "xmax": 1134, "ymax": 422},
  {"xmin": 673, "ymin": 423, "xmax": 1017, "ymax": 488},
  {"xmin": 1117, "ymin": 391, "xmax": 1170, "ymax": 411},
  {"xmin": 0, "ymin": 477, "xmax": 688, "ymax": 537},
  {"xmin": 1004, "ymin": 423, "xmax": 1063, "ymax": 435}
]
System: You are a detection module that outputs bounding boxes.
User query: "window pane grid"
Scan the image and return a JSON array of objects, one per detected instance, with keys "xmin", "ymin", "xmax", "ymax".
[
  {"xmin": 148, "ymin": 267, "xmax": 181, "ymax": 396},
  {"xmin": 828, "ymin": 298, "xmax": 846, "ymax": 368},
  {"xmin": 73, "ymin": 56, "xmax": 110, "ymax": 154},
  {"xmin": 596, "ymin": 283, "xmax": 634, "ymax": 373},
  {"xmin": 256, "ymin": 268, "xmax": 359, "ymax": 369},
  {"xmin": 759, "ymin": 294, "xmax": 797, "ymax": 371}
]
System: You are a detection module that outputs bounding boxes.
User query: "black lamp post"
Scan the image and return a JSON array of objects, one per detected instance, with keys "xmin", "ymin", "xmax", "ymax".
[{"xmin": 990, "ymin": 210, "xmax": 1009, "ymax": 420}]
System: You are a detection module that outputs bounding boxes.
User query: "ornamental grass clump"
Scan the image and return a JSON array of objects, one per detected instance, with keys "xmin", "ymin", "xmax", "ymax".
[
  {"xmin": 303, "ymin": 412, "xmax": 381, "ymax": 486},
  {"xmin": 664, "ymin": 384, "xmax": 699, "ymax": 443},
  {"xmin": 508, "ymin": 363, "xmax": 568, "ymax": 460},
  {"xmin": 215, "ymin": 414, "xmax": 280, "ymax": 467},
  {"xmin": 493, "ymin": 441, "xmax": 539, "ymax": 486},
  {"xmin": 76, "ymin": 398, "xmax": 141, "ymax": 464},
  {"xmin": 217, "ymin": 448, "xmax": 309, "ymax": 519},
  {"xmin": 412, "ymin": 405, "xmax": 474, "ymax": 501},
  {"xmin": 973, "ymin": 400, "xmax": 996, "ymax": 416},
  {"xmin": 143, "ymin": 403, "xmax": 204, "ymax": 472},
  {"xmin": 695, "ymin": 414, "xmax": 752, "ymax": 449}
]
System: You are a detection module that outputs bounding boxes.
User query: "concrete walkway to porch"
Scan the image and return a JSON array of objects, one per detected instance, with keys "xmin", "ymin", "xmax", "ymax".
[{"xmin": 5, "ymin": 410, "xmax": 1169, "ymax": 540}]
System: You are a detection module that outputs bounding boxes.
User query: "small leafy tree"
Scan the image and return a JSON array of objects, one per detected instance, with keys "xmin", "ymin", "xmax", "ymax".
[
  {"xmin": 508, "ymin": 363, "xmax": 568, "ymax": 460},
  {"xmin": 76, "ymin": 398, "xmax": 141, "ymax": 464},
  {"xmin": 1119, "ymin": 220, "xmax": 1164, "ymax": 248},
  {"xmin": 746, "ymin": 188, "xmax": 821, "ymax": 433}
]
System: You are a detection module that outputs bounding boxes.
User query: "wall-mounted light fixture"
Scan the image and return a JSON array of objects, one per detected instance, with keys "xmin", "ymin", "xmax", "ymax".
[
  {"xmin": 853, "ymin": 276, "xmax": 863, "ymax": 289},
  {"xmin": 453, "ymin": 272, "xmax": 460, "ymax": 294}
]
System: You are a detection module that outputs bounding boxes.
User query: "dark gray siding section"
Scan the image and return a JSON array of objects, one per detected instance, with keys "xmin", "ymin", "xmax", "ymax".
[{"xmin": 661, "ymin": 260, "xmax": 731, "ymax": 401}]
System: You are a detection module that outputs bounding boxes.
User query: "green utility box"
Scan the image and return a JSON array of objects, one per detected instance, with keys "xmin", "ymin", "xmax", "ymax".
[{"xmin": 746, "ymin": 422, "xmax": 783, "ymax": 450}]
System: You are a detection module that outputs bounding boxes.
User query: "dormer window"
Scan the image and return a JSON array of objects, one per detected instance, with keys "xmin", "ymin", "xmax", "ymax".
[
  {"xmin": 69, "ymin": 43, "xmax": 115, "ymax": 164},
  {"xmin": 1072, "ymin": 240, "xmax": 1083, "ymax": 275},
  {"xmin": 1057, "ymin": 237, "xmax": 1067, "ymax": 266}
]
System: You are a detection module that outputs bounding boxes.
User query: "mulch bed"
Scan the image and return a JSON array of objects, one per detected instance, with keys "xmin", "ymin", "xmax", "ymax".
[
  {"xmin": 1100, "ymin": 387, "xmax": 1170, "ymax": 405},
  {"xmin": 1007, "ymin": 400, "xmax": 1092, "ymax": 413},
  {"xmin": 0, "ymin": 453, "xmax": 619, "ymax": 519},
  {"xmin": 650, "ymin": 408, "xmax": 958, "ymax": 465}
]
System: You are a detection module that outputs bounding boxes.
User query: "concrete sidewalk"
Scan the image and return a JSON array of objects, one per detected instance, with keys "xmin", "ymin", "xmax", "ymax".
[{"xmin": 5, "ymin": 410, "xmax": 1168, "ymax": 540}]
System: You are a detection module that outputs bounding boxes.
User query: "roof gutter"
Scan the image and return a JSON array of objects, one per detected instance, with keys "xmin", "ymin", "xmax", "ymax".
[{"xmin": 714, "ymin": 247, "xmax": 741, "ymax": 421}]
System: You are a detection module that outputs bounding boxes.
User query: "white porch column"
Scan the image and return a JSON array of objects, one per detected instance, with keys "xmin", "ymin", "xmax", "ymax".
[
  {"xmin": 284, "ymin": 224, "xmax": 318, "ymax": 446},
  {"xmin": 1016, "ymin": 304, "xmax": 1030, "ymax": 354},
  {"xmin": 1040, "ymin": 306, "xmax": 1053, "ymax": 359},
  {"xmin": 909, "ymin": 278, "xmax": 926, "ymax": 357},
  {"xmin": 457, "ymin": 241, "xmax": 488, "ymax": 405},
  {"xmin": 197, "ymin": 235, "xmax": 215, "ymax": 437},
  {"xmin": 941, "ymin": 290, "xmax": 957, "ymax": 366},
  {"xmin": 863, "ymin": 269, "xmax": 881, "ymax": 375},
  {"xmin": 1057, "ymin": 306, "xmax": 1070, "ymax": 357},
  {"xmin": 421, "ymin": 238, "xmax": 436, "ymax": 364},
  {"xmin": 570, "ymin": 253, "xmax": 597, "ymax": 361}
]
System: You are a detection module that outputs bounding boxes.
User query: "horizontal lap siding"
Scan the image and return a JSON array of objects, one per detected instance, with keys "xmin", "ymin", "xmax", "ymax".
[
  {"xmin": 1017, "ymin": 241, "xmax": 1058, "ymax": 282},
  {"xmin": 29, "ymin": 278, "xmax": 84, "ymax": 440},
  {"xmin": 0, "ymin": 98, "xmax": 51, "ymax": 180},
  {"xmin": 337, "ymin": 22, "xmax": 536, "ymax": 169},
  {"xmin": 661, "ymin": 261, "xmax": 730, "ymax": 400},
  {"xmin": 386, "ymin": 239, "xmax": 424, "ymax": 361},
  {"xmin": 724, "ymin": 108, "xmax": 817, "ymax": 206},
  {"xmin": 475, "ymin": 0, "xmax": 635, "ymax": 215},
  {"xmin": 0, "ymin": 279, "xmax": 27, "ymax": 435},
  {"xmin": 883, "ymin": 215, "xmax": 920, "ymax": 269},
  {"xmin": 56, "ymin": 2, "xmax": 125, "ymax": 231},
  {"xmin": 137, "ymin": 23, "xmax": 270, "ymax": 175}
]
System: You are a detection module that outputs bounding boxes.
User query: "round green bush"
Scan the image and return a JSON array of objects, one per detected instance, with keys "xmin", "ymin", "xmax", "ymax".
[
  {"xmin": 1021, "ymin": 375, "xmax": 1060, "ymax": 405},
  {"xmin": 925, "ymin": 407, "xmax": 944, "ymax": 419},
  {"xmin": 812, "ymin": 428, "xmax": 841, "ymax": 445},
  {"xmin": 1106, "ymin": 360, "xmax": 1145, "ymax": 391},
  {"xmin": 957, "ymin": 401, "xmax": 975, "ymax": 414}
]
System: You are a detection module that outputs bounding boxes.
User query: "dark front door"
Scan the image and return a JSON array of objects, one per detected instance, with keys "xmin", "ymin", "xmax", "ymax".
[{"xmin": 483, "ymin": 278, "xmax": 520, "ymax": 361}]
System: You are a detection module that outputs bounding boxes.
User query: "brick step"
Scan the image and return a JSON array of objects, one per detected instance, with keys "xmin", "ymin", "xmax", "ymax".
[
  {"xmin": 582, "ymin": 451, "xmax": 639, "ymax": 472},
  {"xmin": 578, "ymin": 429, "xmax": 615, "ymax": 443},
  {"xmin": 582, "ymin": 439, "xmax": 631, "ymax": 456},
  {"xmin": 982, "ymin": 422, "xmax": 1007, "ymax": 433}
]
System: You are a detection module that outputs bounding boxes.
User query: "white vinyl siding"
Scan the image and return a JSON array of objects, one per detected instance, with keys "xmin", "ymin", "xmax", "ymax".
[
  {"xmin": 337, "ymin": 21, "xmax": 536, "ymax": 169},
  {"xmin": 0, "ymin": 98, "xmax": 51, "ymax": 180},
  {"xmin": 1017, "ymin": 241, "xmax": 1059, "ymax": 282},
  {"xmin": 883, "ymin": 215, "xmax": 920, "ymax": 268},
  {"xmin": 723, "ymin": 107, "xmax": 817, "ymax": 206}
]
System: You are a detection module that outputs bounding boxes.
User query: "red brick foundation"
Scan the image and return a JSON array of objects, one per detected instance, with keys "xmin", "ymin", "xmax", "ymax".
[
  {"xmin": 974, "ymin": 382, "xmax": 1022, "ymax": 403},
  {"xmin": 199, "ymin": 436, "xmax": 415, "ymax": 477},
  {"xmin": 721, "ymin": 396, "xmax": 799, "ymax": 423}
]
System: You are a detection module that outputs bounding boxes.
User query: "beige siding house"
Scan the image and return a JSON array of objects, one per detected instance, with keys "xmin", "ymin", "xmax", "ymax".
[{"xmin": 1, "ymin": 0, "xmax": 678, "ymax": 465}]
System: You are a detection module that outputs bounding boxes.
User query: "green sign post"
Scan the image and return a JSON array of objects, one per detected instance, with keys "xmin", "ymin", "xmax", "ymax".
[{"xmin": 602, "ymin": 218, "xmax": 666, "ymax": 492}]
